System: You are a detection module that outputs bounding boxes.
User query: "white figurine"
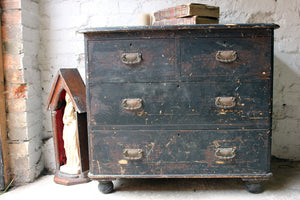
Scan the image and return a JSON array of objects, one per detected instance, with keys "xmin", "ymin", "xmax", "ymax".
[{"xmin": 60, "ymin": 93, "xmax": 81, "ymax": 175}]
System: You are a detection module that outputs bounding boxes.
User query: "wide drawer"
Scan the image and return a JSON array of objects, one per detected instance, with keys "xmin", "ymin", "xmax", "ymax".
[
  {"xmin": 88, "ymin": 80, "xmax": 271, "ymax": 130},
  {"xmin": 181, "ymin": 37, "xmax": 272, "ymax": 81},
  {"xmin": 87, "ymin": 39, "xmax": 177, "ymax": 83},
  {"xmin": 89, "ymin": 129, "xmax": 271, "ymax": 176}
]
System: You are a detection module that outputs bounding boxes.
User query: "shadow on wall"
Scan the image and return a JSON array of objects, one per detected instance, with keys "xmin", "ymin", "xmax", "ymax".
[
  {"xmin": 244, "ymin": 5, "xmax": 300, "ymax": 161},
  {"xmin": 272, "ymin": 56, "xmax": 300, "ymax": 160}
]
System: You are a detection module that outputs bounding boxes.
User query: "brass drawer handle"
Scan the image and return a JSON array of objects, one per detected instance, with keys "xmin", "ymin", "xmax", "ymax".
[
  {"xmin": 121, "ymin": 53, "xmax": 142, "ymax": 65},
  {"xmin": 215, "ymin": 148, "xmax": 236, "ymax": 160},
  {"xmin": 121, "ymin": 98, "xmax": 143, "ymax": 111},
  {"xmin": 123, "ymin": 149, "xmax": 144, "ymax": 160},
  {"xmin": 215, "ymin": 50, "xmax": 237, "ymax": 63},
  {"xmin": 215, "ymin": 97, "xmax": 236, "ymax": 109}
]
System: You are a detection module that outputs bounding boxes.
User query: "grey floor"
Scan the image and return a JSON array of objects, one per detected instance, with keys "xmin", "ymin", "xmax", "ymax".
[{"xmin": 1, "ymin": 159, "xmax": 300, "ymax": 200}]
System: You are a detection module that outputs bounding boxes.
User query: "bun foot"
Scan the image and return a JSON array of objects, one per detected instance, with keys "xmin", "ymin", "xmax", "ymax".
[
  {"xmin": 245, "ymin": 181, "xmax": 262, "ymax": 194},
  {"xmin": 98, "ymin": 181, "xmax": 114, "ymax": 194}
]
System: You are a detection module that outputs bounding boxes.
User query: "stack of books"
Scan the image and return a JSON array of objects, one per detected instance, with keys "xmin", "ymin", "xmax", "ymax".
[{"xmin": 152, "ymin": 3, "xmax": 219, "ymax": 25}]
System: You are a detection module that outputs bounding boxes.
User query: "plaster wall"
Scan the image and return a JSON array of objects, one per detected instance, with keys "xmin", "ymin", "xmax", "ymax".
[{"xmin": 38, "ymin": 0, "xmax": 300, "ymax": 172}]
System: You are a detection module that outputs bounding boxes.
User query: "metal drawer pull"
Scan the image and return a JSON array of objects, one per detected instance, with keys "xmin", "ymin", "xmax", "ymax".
[
  {"xmin": 121, "ymin": 53, "xmax": 142, "ymax": 65},
  {"xmin": 215, "ymin": 97, "xmax": 236, "ymax": 109},
  {"xmin": 215, "ymin": 50, "xmax": 237, "ymax": 63},
  {"xmin": 121, "ymin": 98, "xmax": 143, "ymax": 111},
  {"xmin": 123, "ymin": 149, "xmax": 144, "ymax": 160},
  {"xmin": 215, "ymin": 148, "xmax": 236, "ymax": 160}
]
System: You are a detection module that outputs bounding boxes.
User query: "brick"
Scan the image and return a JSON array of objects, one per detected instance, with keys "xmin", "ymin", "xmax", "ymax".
[
  {"xmin": 5, "ymin": 84, "xmax": 27, "ymax": 99},
  {"xmin": 10, "ymin": 171, "xmax": 31, "ymax": 185},
  {"xmin": 8, "ymin": 125, "xmax": 43, "ymax": 142},
  {"xmin": 275, "ymin": 132, "xmax": 300, "ymax": 146},
  {"xmin": 273, "ymin": 119, "xmax": 299, "ymax": 135},
  {"xmin": 23, "ymin": 26, "xmax": 40, "ymax": 43},
  {"xmin": 4, "ymin": 69, "xmax": 25, "ymax": 84},
  {"xmin": 8, "ymin": 142, "xmax": 29, "ymax": 157},
  {"xmin": 21, "ymin": 0, "xmax": 39, "ymax": 13},
  {"xmin": 43, "ymin": 114, "xmax": 54, "ymax": 135},
  {"xmin": 3, "ymin": 54, "xmax": 22, "ymax": 70},
  {"xmin": 27, "ymin": 122, "xmax": 43, "ymax": 139},
  {"xmin": 8, "ymin": 153, "xmax": 33, "ymax": 184},
  {"xmin": 6, "ymin": 98, "xmax": 26, "ymax": 112},
  {"xmin": 3, "ymin": 40, "xmax": 23, "ymax": 55},
  {"xmin": 0, "ymin": 0, "xmax": 21, "ymax": 10},
  {"xmin": 1, "ymin": 24, "xmax": 22, "ymax": 41},
  {"xmin": 22, "ymin": 9, "xmax": 39, "ymax": 29},
  {"xmin": 7, "ymin": 111, "xmax": 27, "ymax": 128},
  {"xmin": 42, "ymin": 137, "xmax": 56, "ymax": 173},
  {"xmin": 27, "ymin": 97, "xmax": 42, "ymax": 112},
  {"xmin": 7, "ymin": 126, "xmax": 28, "ymax": 141},
  {"xmin": 13, "ymin": 85, "xmax": 27, "ymax": 98},
  {"xmin": 9, "ymin": 156, "xmax": 30, "ymax": 173},
  {"xmin": 1, "ymin": 10, "xmax": 21, "ymax": 25},
  {"xmin": 46, "ymin": 1, "xmax": 80, "ymax": 17},
  {"xmin": 31, "ymin": 160, "xmax": 44, "ymax": 180},
  {"xmin": 28, "ymin": 141, "xmax": 42, "ymax": 166},
  {"xmin": 23, "ymin": 40, "xmax": 39, "ymax": 57},
  {"xmin": 278, "ymin": 38, "xmax": 298, "ymax": 53},
  {"xmin": 26, "ymin": 85, "xmax": 42, "ymax": 103},
  {"xmin": 272, "ymin": 144, "xmax": 300, "ymax": 160}
]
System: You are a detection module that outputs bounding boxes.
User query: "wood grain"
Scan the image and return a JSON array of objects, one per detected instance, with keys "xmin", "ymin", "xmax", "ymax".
[{"xmin": 84, "ymin": 25, "xmax": 277, "ymax": 183}]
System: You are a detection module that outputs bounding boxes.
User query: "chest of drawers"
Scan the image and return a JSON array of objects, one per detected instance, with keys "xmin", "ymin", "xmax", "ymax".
[{"xmin": 81, "ymin": 24, "xmax": 279, "ymax": 193}]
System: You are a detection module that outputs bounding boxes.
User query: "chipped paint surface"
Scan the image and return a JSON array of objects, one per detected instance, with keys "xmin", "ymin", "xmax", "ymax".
[
  {"xmin": 86, "ymin": 26, "xmax": 275, "ymax": 183},
  {"xmin": 118, "ymin": 159, "xmax": 128, "ymax": 165},
  {"xmin": 97, "ymin": 160, "xmax": 101, "ymax": 174},
  {"xmin": 89, "ymin": 129, "xmax": 271, "ymax": 178}
]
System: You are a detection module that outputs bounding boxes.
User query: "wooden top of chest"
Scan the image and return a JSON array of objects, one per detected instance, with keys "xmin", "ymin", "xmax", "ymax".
[{"xmin": 79, "ymin": 23, "xmax": 279, "ymax": 34}]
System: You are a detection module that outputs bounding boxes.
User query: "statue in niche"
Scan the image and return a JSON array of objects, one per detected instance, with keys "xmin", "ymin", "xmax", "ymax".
[{"xmin": 60, "ymin": 93, "xmax": 81, "ymax": 175}]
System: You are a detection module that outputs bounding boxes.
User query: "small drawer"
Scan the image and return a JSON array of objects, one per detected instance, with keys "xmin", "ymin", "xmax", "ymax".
[
  {"xmin": 180, "ymin": 37, "xmax": 272, "ymax": 81},
  {"xmin": 87, "ymin": 39, "xmax": 178, "ymax": 83},
  {"xmin": 88, "ymin": 80, "xmax": 271, "ymax": 130},
  {"xmin": 89, "ymin": 129, "xmax": 270, "ymax": 176}
]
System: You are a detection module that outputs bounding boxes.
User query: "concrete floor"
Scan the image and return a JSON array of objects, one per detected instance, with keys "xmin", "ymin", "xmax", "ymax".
[{"xmin": 1, "ymin": 159, "xmax": 300, "ymax": 200}]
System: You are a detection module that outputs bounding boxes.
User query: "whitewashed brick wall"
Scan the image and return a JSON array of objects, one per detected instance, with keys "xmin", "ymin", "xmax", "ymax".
[
  {"xmin": 38, "ymin": 0, "xmax": 300, "ymax": 173},
  {"xmin": 2, "ymin": 0, "xmax": 43, "ymax": 184},
  {"xmin": 20, "ymin": 0, "xmax": 44, "ymax": 182}
]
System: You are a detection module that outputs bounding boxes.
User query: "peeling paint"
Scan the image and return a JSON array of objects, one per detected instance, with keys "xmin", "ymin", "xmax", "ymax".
[
  {"xmin": 118, "ymin": 159, "xmax": 128, "ymax": 165},
  {"xmin": 97, "ymin": 160, "xmax": 101, "ymax": 174}
]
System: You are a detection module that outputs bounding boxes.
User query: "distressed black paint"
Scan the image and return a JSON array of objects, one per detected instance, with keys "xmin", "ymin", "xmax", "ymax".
[
  {"xmin": 83, "ymin": 24, "xmax": 278, "ymax": 192},
  {"xmin": 89, "ymin": 81, "xmax": 270, "ymax": 129},
  {"xmin": 90, "ymin": 129, "xmax": 270, "ymax": 176}
]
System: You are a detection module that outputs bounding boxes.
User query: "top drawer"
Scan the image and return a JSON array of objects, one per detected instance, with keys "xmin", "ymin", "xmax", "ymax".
[
  {"xmin": 87, "ymin": 39, "xmax": 177, "ymax": 83},
  {"xmin": 181, "ymin": 37, "xmax": 272, "ymax": 81}
]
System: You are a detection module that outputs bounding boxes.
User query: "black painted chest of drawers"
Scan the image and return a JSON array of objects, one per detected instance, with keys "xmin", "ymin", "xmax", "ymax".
[{"xmin": 81, "ymin": 24, "xmax": 279, "ymax": 193}]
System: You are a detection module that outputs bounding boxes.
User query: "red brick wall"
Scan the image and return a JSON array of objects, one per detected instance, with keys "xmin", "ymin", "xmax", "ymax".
[
  {"xmin": 1, "ymin": 0, "xmax": 30, "ymax": 184},
  {"xmin": 1, "ymin": 0, "xmax": 25, "ymax": 99},
  {"xmin": 1, "ymin": 0, "xmax": 44, "ymax": 185}
]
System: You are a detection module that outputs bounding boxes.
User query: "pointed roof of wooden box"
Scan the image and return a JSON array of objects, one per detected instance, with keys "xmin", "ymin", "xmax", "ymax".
[{"xmin": 46, "ymin": 68, "xmax": 86, "ymax": 113}]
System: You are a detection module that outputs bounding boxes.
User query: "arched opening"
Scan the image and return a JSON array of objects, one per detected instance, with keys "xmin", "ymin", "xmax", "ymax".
[{"xmin": 55, "ymin": 90, "xmax": 67, "ymax": 167}]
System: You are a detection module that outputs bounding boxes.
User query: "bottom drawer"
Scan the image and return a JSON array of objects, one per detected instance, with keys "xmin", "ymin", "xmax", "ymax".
[{"xmin": 89, "ymin": 129, "xmax": 271, "ymax": 177}]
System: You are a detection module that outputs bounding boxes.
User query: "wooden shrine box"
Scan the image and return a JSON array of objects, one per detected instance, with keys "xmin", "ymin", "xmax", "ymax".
[
  {"xmin": 80, "ymin": 24, "xmax": 279, "ymax": 193},
  {"xmin": 46, "ymin": 68, "xmax": 89, "ymax": 185}
]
